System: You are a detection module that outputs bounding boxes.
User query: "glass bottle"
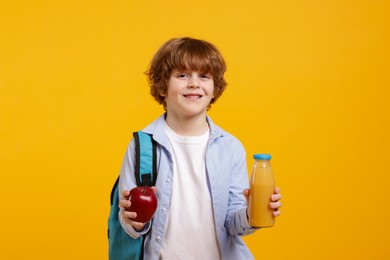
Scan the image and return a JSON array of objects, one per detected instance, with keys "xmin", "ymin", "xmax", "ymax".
[{"xmin": 248, "ymin": 154, "xmax": 275, "ymax": 227}]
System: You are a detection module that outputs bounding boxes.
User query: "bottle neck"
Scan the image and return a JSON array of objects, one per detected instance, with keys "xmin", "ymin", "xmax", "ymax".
[{"xmin": 255, "ymin": 159, "xmax": 271, "ymax": 167}]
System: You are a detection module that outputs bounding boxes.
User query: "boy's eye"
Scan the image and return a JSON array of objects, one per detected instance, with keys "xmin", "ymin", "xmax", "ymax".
[
  {"xmin": 177, "ymin": 73, "xmax": 188, "ymax": 78},
  {"xmin": 201, "ymin": 74, "xmax": 211, "ymax": 79}
]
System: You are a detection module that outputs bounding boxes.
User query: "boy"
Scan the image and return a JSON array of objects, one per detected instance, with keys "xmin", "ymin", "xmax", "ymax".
[{"xmin": 119, "ymin": 37, "xmax": 282, "ymax": 259}]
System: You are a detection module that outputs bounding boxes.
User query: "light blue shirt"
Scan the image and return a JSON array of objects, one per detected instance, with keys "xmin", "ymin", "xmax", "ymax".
[{"xmin": 119, "ymin": 114, "xmax": 257, "ymax": 259}]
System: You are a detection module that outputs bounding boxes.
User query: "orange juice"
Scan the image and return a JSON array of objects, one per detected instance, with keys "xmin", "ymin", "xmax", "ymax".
[{"xmin": 248, "ymin": 154, "xmax": 275, "ymax": 227}]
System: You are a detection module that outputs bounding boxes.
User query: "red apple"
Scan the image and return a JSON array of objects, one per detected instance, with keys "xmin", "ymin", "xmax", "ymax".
[{"xmin": 126, "ymin": 186, "xmax": 158, "ymax": 222}]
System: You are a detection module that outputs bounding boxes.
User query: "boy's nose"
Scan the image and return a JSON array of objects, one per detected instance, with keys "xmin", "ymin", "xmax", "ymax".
[{"xmin": 188, "ymin": 76, "xmax": 200, "ymax": 88}]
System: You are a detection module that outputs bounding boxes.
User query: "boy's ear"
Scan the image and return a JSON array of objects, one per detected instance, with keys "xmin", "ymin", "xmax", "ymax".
[{"xmin": 160, "ymin": 92, "xmax": 167, "ymax": 97}]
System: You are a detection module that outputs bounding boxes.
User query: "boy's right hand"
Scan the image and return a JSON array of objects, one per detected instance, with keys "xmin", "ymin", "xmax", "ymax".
[{"xmin": 119, "ymin": 190, "xmax": 146, "ymax": 231}]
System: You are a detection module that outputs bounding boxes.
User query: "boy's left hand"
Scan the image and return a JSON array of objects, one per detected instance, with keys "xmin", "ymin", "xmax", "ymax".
[{"xmin": 244, "ymin": 187, "xmax": 282, "ymax": 217}]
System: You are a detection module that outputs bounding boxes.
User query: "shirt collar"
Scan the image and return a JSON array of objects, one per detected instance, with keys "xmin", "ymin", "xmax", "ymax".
[{"xmin": 142, "ymin": 113, "xmax": 227, "ymax": 146}]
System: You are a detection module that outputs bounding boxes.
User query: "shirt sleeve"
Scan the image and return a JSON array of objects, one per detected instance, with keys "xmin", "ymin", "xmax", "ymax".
[
  {"xmin": 225, "ymin": 139, "xmax": 259, "ymax": 236},
  {"xmin": 119, "ymin": 209, "xmax": 151, "ymax": 238}
]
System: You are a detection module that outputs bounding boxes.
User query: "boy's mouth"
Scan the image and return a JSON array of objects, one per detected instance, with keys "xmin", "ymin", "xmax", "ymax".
[{"xmin": 183, "ymin": 94, "xmax": 203, "ymax": 99}]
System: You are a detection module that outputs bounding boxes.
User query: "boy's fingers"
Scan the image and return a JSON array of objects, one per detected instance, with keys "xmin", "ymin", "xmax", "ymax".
[
  {"xmin": 270, "ymin": 201, "xmax": 282, "ymax": 209},
  {"xmin": 271, "ymin": 193, "xmax": 282, "ymax": 201},
  {"xmin": 122, "ymin": 190, "xmax": 130, "ymax": 197},
  {"xmin": 119, "ymin": 199, "xmax": 131, "ymax": 209},
  {"xmin": 133, "ymin": 222, "xmax": 146, "ymax": 231},
  {"xmin": 123, "ymin": 210, "xmax": 137, "ymax": 219},
  {"xmin": 273, "ymin": 210, "xmax": 281, "ymax": 217}
]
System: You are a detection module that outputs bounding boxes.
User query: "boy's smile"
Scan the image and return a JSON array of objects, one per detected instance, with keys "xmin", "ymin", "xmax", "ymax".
[{"xmin": 183, "ymin": 94, "xmax": 203, "ymax": 99}]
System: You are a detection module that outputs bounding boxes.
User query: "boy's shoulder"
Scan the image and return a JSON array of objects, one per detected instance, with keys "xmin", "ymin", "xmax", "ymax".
[
  {"xmin": 207, "ymin": 116, "xmax": 243, "ymax": 146},
  {"xmin": 141, "ymin": 114, "xmax": 165, "ymax": 134}
]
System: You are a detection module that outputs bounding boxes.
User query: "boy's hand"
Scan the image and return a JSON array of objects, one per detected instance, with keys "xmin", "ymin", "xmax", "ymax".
[
  {"xmin": 119, "ymin": 187, "xmax": 157, "ymax": 231},
  {"xmin": 270, "ymin": 187, "xmax": 282, "ymax": 217},
  {"xmin": 244, "ymin": 186, "xmax": 282, "ymax": 217}
]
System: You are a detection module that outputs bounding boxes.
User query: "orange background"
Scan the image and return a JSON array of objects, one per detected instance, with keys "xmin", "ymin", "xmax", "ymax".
[{"xmin": 1, "ymin": 0, "xmax": 389, "ymax": 259}]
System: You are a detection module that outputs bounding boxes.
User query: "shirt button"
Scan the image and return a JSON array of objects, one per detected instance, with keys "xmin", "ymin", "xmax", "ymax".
[
  {"xmin": 162, "ymin": 207, "xmax": 166, "ymax": 212},
  {"xmin": 166, "ymin": 178, "xmax": 171, "ymax": 183},
  {"xmin": 156, "ymin": 236, "xmax": 161, "ymax": 241}
]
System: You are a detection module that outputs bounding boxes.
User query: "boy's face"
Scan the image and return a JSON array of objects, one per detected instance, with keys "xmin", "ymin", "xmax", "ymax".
[{"xmin": 162, "ymin": 69, "xmax": 214, "ymax": 118}]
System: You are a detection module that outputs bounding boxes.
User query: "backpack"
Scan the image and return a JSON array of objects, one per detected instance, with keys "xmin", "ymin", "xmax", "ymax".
[{"xmin": 108, "ymin": 131, "xmax": 157, "ymax": 260}]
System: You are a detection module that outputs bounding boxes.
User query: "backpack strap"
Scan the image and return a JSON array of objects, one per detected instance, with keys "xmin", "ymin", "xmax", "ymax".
[{"xmin": 133, "ymin": 131, "xmax": 157, "ymax": 187}]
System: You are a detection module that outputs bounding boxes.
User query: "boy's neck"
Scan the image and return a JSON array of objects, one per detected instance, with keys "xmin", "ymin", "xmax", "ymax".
[{"xmin": 165, "ymin": 113, "xmax": 209, "ymax": 136}]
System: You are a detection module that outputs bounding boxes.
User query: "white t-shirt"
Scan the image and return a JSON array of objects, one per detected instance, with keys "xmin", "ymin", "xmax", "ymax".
[{"xmin": 159, "ymin": 123, "xmax": 221, "ymax": 259}]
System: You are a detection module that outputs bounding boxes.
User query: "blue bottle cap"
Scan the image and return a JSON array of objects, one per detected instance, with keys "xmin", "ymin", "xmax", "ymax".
[{"xmin": 253, "ymin": 154, "xmax": 272, "ymax": 160}]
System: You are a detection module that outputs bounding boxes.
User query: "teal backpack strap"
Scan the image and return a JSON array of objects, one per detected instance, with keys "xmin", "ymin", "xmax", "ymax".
[{"xmin": 133, "ymin": 131, "xmax": 157, "ymax": 187}]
